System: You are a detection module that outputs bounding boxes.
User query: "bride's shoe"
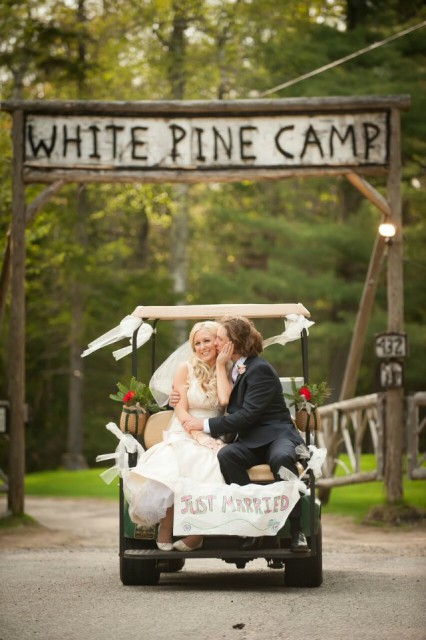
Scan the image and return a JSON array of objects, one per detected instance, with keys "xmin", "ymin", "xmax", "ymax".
[
  {"xmin": 173, "ymin": 537, "xmax": 203, "ymax": 552},
  {"xmin": 156, "ymin": 541, "xmax": 174, "ymax": 551},
  {"xmin": 156, "ymin": 516, "xmax": 173, "ymax": 551}
]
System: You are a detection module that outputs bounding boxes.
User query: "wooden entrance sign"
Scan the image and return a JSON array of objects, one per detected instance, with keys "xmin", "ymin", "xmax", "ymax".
[
  {"xmin": 0, "ymin": 95, "xmax": 411, "ymax": 513},
  {"xmin": 2, "ymin": 95, "xmax": 409, "ymax": 185}
]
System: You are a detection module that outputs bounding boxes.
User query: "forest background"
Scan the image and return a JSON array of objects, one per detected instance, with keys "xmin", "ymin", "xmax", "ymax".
[{"xmin": 0, "ymin": 0, "xmax": 425, "ymax": 473}]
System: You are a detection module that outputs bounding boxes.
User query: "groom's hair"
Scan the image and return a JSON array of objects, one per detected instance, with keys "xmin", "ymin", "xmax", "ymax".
[{"xmin": 220, "ymin": 316, "xmax": 263, "ymax": 357}]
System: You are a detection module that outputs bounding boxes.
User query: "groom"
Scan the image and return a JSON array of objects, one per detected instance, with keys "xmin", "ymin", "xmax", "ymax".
[{"xmin": 181, "ymin": 315, "xmax": 309, "ymax": 553}]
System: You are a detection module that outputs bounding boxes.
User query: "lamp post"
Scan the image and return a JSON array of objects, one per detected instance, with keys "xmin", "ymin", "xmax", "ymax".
[
  {"xmin": 382, "ymin": 107, "xmax": 405, "ymax": 504},
  {"xmin": 380, "ymin": 216, "xmax": 405, "ymax": 503}
]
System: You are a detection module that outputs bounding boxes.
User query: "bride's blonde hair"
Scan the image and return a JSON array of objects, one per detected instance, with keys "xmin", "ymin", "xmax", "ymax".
[{"xmin": 188, "ymin": 321, "xmax": 220, "ymax": 406}]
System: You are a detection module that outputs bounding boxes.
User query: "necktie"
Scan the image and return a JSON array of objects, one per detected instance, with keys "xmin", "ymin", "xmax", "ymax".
[{"xmin": 231, "ymin": 365, "xmax": 238, "ymax": 384}]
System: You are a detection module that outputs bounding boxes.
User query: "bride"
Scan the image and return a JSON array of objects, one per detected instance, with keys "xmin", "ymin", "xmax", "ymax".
[{"xmin": 123, "ymin": 320, "xmax": 233, "ymax": 552}]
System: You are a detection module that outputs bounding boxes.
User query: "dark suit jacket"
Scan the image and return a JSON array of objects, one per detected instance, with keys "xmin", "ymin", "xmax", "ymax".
[{"xmin": 209, "ymin": 356, "xmax": 305, "ymax": 449}]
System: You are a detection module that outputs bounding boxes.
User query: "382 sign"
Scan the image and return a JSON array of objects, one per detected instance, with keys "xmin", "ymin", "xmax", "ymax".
[{"xmin": 375, "ymin": 333, "xmax": 407, "ymax": 359}]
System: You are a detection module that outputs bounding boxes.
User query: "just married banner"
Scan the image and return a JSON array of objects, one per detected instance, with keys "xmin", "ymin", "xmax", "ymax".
[{"xmin": 173, "ymin": 478, "xmax": 301, "ymax": 537}]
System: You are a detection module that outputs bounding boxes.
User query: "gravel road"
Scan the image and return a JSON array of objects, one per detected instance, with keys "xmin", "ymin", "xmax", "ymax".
[{"xmin": 1, "ymin": 496, "xmax": 425, "ymax": 640}]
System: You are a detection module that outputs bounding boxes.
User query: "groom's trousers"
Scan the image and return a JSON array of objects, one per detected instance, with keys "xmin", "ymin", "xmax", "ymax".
[{"xmin": 217, "ymin": 438, "xmax": 302, "ymax": 519}]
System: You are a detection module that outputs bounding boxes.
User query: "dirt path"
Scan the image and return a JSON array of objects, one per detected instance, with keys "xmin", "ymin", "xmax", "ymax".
[
  {"xmin": 1, "ymin": 496, "xmax": 425, "ymax": 555},
  {"xmin": 0, "ymin": 496, "xmax": 119, "ymax": 549},
  {"xmin": 1, "ymin": 497, "xmax": 425, "ymax": 640}
]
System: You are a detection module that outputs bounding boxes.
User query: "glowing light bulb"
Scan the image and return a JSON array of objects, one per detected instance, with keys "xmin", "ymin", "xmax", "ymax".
[{"xmin": 378, "ymin": 222, "xmax": 396, "ymax": 239}]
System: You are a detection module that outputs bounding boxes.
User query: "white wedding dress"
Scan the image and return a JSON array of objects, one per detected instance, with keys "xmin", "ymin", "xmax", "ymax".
[{"xmin": 123, "ymin": 363, "xmax": 226, "ymax": 527}]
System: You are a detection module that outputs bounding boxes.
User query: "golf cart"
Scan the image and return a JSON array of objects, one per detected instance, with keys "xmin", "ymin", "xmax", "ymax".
[{"xmin": 94, "ymin": 303, "xmax": 322, "ymax": 587}]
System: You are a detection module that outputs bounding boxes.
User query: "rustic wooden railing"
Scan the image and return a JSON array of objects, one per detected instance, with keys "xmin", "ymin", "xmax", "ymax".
[
  {"xmin": 406, "ymin": 392, "xmax": 426, "ymax": 480},
  {"xmin": 314, "ymin": 391, "xmax": 426, "ymax": 487},
  {"xmin": 315, "ymin": 393, "xmax": 385, "ymax": 488}
]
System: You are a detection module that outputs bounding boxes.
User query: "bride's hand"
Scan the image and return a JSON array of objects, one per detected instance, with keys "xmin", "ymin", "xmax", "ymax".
[
  {"xmin": 216, "ymin": 341, "xmax": 234, "ymax": 366},
  {"xmin": 183, "ymin": 417, "xmax": 203, "ymax": 432}
]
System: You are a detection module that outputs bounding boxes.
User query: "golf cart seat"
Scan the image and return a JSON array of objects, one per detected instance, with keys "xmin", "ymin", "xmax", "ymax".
[{"xmin": 142, "ymin": 410, "xmax": 174, "ymax": 449}]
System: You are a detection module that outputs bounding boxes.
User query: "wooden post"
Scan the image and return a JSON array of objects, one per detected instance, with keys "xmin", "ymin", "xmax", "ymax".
[
  {"xmin": 0, "ymin": 180, "xmax": 65, "ymax": 329},
  {"xmin": 340, "ymin": 171, "xmax": 392, "ymax": 400},
  {"xmin": 346, "ymin": 172, "xmax": 391, "ymax": 217},
  {"xmin": 384, "ymin": 109, "xmax": 404, "ymax": 503},
  {"xmin": 8, "ymin": 109, "xmax": 26, "ymax": 515},
  {"xmin": 318, "ymin": 179, "xmax": 387, "ymax": 504},
  {"xmin": 339, "ymin": 232, "xmax": 386, "ymax": 400}
]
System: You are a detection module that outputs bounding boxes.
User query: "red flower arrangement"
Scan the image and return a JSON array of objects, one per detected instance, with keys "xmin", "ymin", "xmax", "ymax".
[
  {"xmin": 122, "ymin": 390, "xmax": 136, "ymax": 404},
  {"xmin": 299, "ymin": 386, "xmax": 311, "ymax": 402},
  {"xmin": 284, "ymin": 379, "xmax": 331, "ymax": 414},
  {"xmin": 109, "ymin": 376, "xmax": 160, "ymax": 412}
]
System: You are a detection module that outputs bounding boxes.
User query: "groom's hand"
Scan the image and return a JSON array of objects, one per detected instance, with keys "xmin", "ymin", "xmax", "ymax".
[
  {"xmin": 168, "ymin": 389, "xmax": 181, "ymax": 407},
  {"xmin": 183, "ymin": 417, "xmax": 203, "ymax": 432}
]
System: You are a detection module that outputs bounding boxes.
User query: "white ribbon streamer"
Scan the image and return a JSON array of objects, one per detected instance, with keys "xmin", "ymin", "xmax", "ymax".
[
  {"xmin": 112, "ymin": 323, "xmax": 154, "ymax": 360},
  {"xmin": 277, "ymin": 467, "xmax": 308, "ymax": 494},
  {"xmin": 95, "ymin": 422, "xmax": 144, "ymax": 484},
  {"xmin": 81, "ymin": 315, "xmax": 143, "ymax": 357},
  {"xmin": 278, "ymin": 445, "xmax": 327, "ymax": 488},
  {"xmin": 263, "ymin": 314, "xmax": 315, "ymax": 349},
  {"xmin": 303, "ymin": 445, "xmax": 327, "ymax": 479}
]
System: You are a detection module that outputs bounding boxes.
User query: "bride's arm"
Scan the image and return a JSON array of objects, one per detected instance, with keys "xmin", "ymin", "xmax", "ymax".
[
  {"xmin": 216, "ymin": 342, "xmax": 233, "ymax": 407},
  {"xmin": 173, "ymin": 362, "xmax": 192, "ymax": 423}
]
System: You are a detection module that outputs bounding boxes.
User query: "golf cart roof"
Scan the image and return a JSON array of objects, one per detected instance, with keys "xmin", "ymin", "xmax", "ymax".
[{"xmin": 132, "ymin": 303, "xmax": 310, "ymax": 321}]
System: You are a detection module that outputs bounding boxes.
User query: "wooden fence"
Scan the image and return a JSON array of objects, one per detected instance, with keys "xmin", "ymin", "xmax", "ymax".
[
  {"xmin": 315, "ymin": 392, "xmax": 425, "ymax": 487},
  {"xmin": 406, "ymin": 392, "xmax": 426, "ymax": 480}
]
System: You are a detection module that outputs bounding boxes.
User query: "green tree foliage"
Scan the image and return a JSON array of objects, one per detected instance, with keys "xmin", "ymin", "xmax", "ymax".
[{"xmin": 0, "ymin": 0, "xmax": 425, "ymax": 469}]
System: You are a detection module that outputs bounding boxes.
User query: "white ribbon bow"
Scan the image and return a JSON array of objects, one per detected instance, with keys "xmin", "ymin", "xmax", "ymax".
[
  {"xmin": 278, "ymin": 445, "xmax": 327, "ymax": 492},
  {"xmin": 263, "ymin": 314, "xmax": 315, "ymax": 349},
  {"xmin": 301, "ymin": 445, "xmax": 327, "ymax": 479},
  {"xmin": 112, "ymin": 323, "xmax": 154, "ymax": 360},
  {"xmin": 95, "ymin": 422, "xmax": 144, "ymax": 484},
  {"xmin": 81, "ymin": 315, "xmax": 145, "ymax": 358}
]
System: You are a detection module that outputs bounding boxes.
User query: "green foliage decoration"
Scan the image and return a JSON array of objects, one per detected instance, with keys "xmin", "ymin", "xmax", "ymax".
[
  {"xmin": 284, "ymin": 377, "xmax": 332, "ymax": 413},
  {"xmin": 109, "ymin": 376, "xmax": 163, "ymax": 414}
]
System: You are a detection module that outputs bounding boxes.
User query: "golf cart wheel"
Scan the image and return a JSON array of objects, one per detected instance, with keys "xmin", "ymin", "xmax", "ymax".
[
  {"xmin": 120, "ymin": 557, "xmax": 160, "ymax": 586},
  {"xmin": 158, "ymin": 558, "xmax": 186, "ymax": 573},
  {"xmin": 284, "ymin": 521, "xmax": 323, "ymax": 588}
]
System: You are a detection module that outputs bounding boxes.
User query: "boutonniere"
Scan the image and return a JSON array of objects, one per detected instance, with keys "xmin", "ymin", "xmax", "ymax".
[{"xmin": 236, "ymin": 364, "xmax": 246, "ymax": 375}]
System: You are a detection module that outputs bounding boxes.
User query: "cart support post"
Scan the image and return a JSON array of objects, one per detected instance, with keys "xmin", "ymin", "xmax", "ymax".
[{"xmin": 301, "ymin": 329, "xmax": 309, "ymax": 384}]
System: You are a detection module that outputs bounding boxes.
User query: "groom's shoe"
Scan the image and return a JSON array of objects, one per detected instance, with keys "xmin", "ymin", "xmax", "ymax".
[
  {"xmin": 240, "ymin": 536, "xmax": 264, "ymax": 551},
  {"xmin": 290, "ymin": 530, "xmax": 309, "ymax": 553}
]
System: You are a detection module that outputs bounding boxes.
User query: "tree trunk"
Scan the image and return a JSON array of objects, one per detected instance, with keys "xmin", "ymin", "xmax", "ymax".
[
  {"xmin": 170, "ymin": 183, "xmax": 189, "ymax": 345},
  {"xmin": 0, "ymin": 230, "xmax": 11, "ymax": 330},
  {"xmin": 63, "ymin": 292, "xmax": 87, "ymax": 470},
  {"xmin": 346, "ymin": 0, "xmax": 369, "ymax": 30},
  {"xmin": 62, "ymin": 0, "xmax": 88, "ymax": 470},
  {"xmin": 1, "ymin": 182, "xmax": 65, "ymax": 332},
  {"xmin": 167, "ymin": 2, "xmax": 189, "ymax": 345},
  {"xmin": 62, "ymin": 185, "xmax": 88, "ymax": 470}
]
